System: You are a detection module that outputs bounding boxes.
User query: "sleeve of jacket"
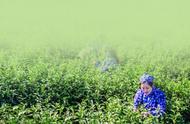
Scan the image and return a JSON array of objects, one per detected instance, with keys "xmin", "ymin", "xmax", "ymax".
[
  {"xmin": 134, "ymin": 89, "xmax": 143, "ymax": 109},
  {"xmin": 150, "ymin": 90, "xmax": 166, "ymax": 116}
]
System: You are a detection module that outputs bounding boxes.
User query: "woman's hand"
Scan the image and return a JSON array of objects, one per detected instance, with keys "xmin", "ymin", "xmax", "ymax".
[
  {"xmin": 141, "ymin": 112, "xmax": 150, "ymax": 117},
  {"xmin": 133, "ymin": 108, "xmax": 138, "ymax": 112}
]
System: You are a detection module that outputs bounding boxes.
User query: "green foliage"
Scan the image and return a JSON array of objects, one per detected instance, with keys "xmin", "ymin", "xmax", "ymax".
[{"xmin": 0, "ymin": 46, "xmax": 190, "ymax": 123}]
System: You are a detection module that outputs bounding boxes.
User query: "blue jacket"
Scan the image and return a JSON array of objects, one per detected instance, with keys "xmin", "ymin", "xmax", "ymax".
[{"xmin": 134, "ymin": 87, "xmax": 166, "ymax": 116}]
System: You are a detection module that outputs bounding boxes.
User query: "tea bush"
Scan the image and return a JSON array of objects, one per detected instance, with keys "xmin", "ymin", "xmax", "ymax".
[{"xmin": 0, "ymin": 46, "xmax": 190, "ymax": 123}]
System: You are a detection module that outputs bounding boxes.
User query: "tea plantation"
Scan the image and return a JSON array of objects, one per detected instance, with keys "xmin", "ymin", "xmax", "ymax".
[{"xmin": 0, "ymin": 45, "xmax": 190, "ymax": 124}]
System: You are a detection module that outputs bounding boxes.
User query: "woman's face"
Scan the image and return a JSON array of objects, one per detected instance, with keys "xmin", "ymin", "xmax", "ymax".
[{"xmin": 141, "ymin": 83, "xmax": 152, "ymax": 95}]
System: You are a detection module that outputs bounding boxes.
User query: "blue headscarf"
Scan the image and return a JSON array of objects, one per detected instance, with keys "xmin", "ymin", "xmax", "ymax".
[{"xmin": 140, "ymin": 73, "xmax": 154, "ymax": 86}]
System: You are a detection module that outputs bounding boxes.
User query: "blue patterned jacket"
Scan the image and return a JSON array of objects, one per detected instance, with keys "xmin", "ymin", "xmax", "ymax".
[{"xmin": 134, "ymin": 87, "xmax": 166, "ymax": 116}]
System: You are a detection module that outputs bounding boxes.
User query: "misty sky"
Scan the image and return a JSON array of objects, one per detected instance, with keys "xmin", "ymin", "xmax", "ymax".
[{"xmin": 0, "ymin": 0, "xmax": 190, "ymax": 47}]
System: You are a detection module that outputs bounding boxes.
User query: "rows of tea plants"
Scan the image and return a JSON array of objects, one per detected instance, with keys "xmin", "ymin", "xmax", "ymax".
[{"xmin": 0, "ymin": 46, "xmax": 190, "ymax": 123}]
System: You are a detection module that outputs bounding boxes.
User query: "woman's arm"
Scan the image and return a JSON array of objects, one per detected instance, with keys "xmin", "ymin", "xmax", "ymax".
[
  {"xmin": 134, "ymin": 89, "xmax": 143, "ymax": 110},
  {"xmin": 150, "ymin": 91, "xmax": 166, "ymax": 116}
]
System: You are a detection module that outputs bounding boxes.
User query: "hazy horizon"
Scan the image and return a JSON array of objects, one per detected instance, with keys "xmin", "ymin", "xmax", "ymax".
[{"xmin": 1, "ymin": 0, "xmax": 190, "ymax": 48}]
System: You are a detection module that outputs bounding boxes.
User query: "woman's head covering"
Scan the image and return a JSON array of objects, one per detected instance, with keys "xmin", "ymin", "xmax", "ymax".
[{"xmin": 140, "ymin": 73, "xmax": 154, "ymax": 86}]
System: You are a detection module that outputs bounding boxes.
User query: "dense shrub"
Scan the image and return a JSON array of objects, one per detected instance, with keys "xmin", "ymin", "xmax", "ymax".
[{"xmin": 0, "ymin": 47, "xmax": 189, "ymax": 123}]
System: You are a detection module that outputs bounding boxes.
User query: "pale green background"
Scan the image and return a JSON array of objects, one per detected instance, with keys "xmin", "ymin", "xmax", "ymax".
[{"xmin": 0, "ymin": 0, "xmax": 190, "ymax": 48}]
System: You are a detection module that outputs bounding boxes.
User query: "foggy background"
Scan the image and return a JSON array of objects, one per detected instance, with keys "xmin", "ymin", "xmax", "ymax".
[{"xmin": 0, "ymin": 0, "xmax": 190, "ymax": 49}]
